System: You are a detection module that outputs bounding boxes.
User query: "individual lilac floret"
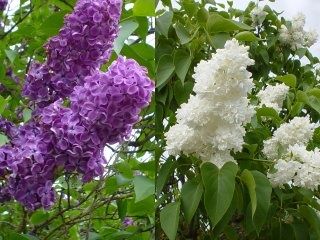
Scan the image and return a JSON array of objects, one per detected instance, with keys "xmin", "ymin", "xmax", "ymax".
[
  {"xmin": 0, "ymin": 0, "xmax": 7, "ymax": 11},
  {"xmin": 22, "ymin": 62, "xmax": 52, "ymax": 104},
  {"xmin": 0, "ymin": 118, "xmax": 18, "ymax": 139},
  {"xmin": 44, "ymin": 0, "xmax": 123, "ymax": 97}
]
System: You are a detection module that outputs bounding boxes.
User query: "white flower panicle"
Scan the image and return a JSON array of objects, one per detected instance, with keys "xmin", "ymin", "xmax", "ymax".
[
  {"xmin": 264, "ymin": 115, "xmax": 320, "ymax": 190},
  {"xmin": 279, "ymin": 12, "xmax": 318, "ymax": 50},
  {"xmin": 257, "ymin": 83, "xmax": 289, "ymax": 112},
  {"xmin": 165, "ymin": 39, "xmax": 255, "ymax": 167},
  {"xmin": 263, "ymin": 116, "xmax": 319, "ymax": 159},
  {"xmin": 268, "ymin": 144, "xmax": 320, "ymax": 190},
  {"xmin": 250, "ymin": 6, "xmax": 267, "ymax": 26}
]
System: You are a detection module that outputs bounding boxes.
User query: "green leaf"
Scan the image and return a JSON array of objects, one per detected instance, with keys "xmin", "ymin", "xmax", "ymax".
[
  {"xmin": 133, "ymin": 175, "xmax": 154, "ymax": 202},
  {"xmin": 0, "ymin": 134, "xmax": 8, "ymax": 146},
  {"xmin": 5, "ymin": 50, "xmax": 17, "ymax": 63},
  {"xmin": 235, "ymin": 31, "xmax": 260, "ymax": 42},
  {"xmin": 292, "ymin": 222, "xmax": 310, "ymax": 240},
  {"xmin": 156, "ymin": 11, "xmax": 173, "ymax": 38},
  {"xmin": 258, "ymin": 47, "xmax": 269, "ymax": 64},
  {"xmin": 241, "ymin": 170, "xmax": 257, "ymax": 218},
  {"xmin": 174, "ymin": 49, "xmax": 192, "ymax": 84},
  {"xmin": 256, "ymin": 107, "xmax": 282, "ymax": 124},
  {"xmin": 211, "ymin": 33, "xmax": 230, "ymax": 49},
  {"xmin": 21, "ymin": 234, "xmax": 40, "ymax": 240},
  {"xmin": 30, "ymin": 210, "xmax": 49, "ymax": 225},
  {"xmin": 156, "ymin": 54, "xmax": 174, "ymax": 88},
  {"xmin": 160, "ymin": 202, "xmax": 180, "ymax": 240},
  {"xmin": 201, "ymin": 162, "xmax": 238, "ymax": 226},
  {"xmin": 297, "ymin": 91, "xmax": 320, "ymax": 114},
  {"xmin": 251, "ymin": 171, "xmax": 272, "ymax": 234},
  {"xmin": 299, "ymin": 205, "xmax": 320, "ymax": 238},
  {"xmin": 276, "ymin": 74, "xmax": 297, "ymax": 88},
  {"xmin": 206, "ymin": 13, "xmax": 252, "ymax": 33},
  {"xmin": 296, "ymin": 48, "xmax": 307, "ymax": 58},
  {"xmin": 156, "ymin": 159, "xmax": 174, "ymax": 196},
  {"xmin": 174, "ymin": 23, "xmax": 191, "ymax": 45},
  {"xmin": 0, "ymin": 96, "xmax": 10, "ymax": 115},
  {"xmin": 23, "ymin": 108, "xmax": 32, "ymax": 122},
  {"xmin": 307, "ymin": 88, "xmax": 320, "ymax": 98},
  {"xmin": 133, "ymin": 0, "xmax": 155, "ymax": 16},
  {"xmin": 114, "ymin": 20, "xmax": 139, "ymax": 55},
  {"xmin": 290, "ymin": 102, "xmax": 304, "ymax": 117},
  {"xmin": 181, "ymin": 179, "xmax": 204, "ymax": 224},
  {"xmin": 39, "ymin": 12, "xmax": 66, "ymax": 36},
  {"xmin": 173, "ymin": 80, "xmax": 193, "ymax": 105}
]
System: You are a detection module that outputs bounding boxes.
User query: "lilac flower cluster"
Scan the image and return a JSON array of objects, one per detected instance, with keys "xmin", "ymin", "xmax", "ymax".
[
  {"xmin": 0, "ymin": 0, "xmax": 7, "ymax": 11},
  {"xmin": 0, "ymin": 123, "xmax": 56, "ymax": 210},
  {"xmin": 39, "ymin": 57, "xmax": 154, "ymax": 182},
  {"xmin": 23, "ymin": 0, "xmax": 122, "ymax": 104}
]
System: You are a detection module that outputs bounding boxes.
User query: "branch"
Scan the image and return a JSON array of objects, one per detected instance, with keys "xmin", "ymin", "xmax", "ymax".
[
  {"xmin": 43, "ymin": 192, "xmax": 133, "ymax": 239},
  {"xmin": 0, "ymin": 6, "xmax": 33, "ymax": 39}
]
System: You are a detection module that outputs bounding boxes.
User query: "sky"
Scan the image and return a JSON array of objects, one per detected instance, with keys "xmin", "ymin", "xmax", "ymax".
[{"xmin": 218, "ymin": 0, "xmax": 320, "ymax": 57}]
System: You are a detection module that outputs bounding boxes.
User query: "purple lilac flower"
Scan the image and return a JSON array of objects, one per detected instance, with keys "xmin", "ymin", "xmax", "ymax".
[
  {"xmin": 23, "ymin": 0, "xmax": 123, "ymax": 104},
  {"xmin": 123, "ymin": 217, "xmax": 134, "ymax": 227},
  {"xmin": 6, "ymin": 68, "xmax": 20, "ymax": 84},
  {"xmin": 0, "ymin": 118, "xmax": 18, "ymax": 139},
  {"xmin": 0, "ymin": 122, "xmax": 57, "ymax": 209},
  {"xmin": 39, "ymin": 57, "xmax": 154, "ymax": 182},
  {"xmin": 0, "ymin": 0, "xmax": 7, "ymax": 11}
]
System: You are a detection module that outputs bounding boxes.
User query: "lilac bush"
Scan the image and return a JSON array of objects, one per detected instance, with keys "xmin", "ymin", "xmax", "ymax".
[{"xmin": 0, "ymin": 0, "xmax": 154, "ymax": 210}]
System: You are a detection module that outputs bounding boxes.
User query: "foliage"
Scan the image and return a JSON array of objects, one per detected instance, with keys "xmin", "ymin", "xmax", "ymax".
[
  {"xmin": 156, "ymin": 0, "xmax": 320, "ymax": 239},
  {"xmin": 0, "ymin": 0, "xmax": 155, "ymax": 239}
]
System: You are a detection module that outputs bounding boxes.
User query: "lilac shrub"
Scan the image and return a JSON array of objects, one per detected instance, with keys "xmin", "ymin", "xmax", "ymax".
[
  {"xmin": 0, "ymin": 58, "xmax": 153, "ymax": 209},
  {"xmin": 0, "ymin": 0, "xmax": 154, "ymax": 210}
]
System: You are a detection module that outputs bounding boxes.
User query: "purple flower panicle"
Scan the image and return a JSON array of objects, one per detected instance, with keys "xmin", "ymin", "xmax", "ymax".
[{"xmin": 23, "ymin": 0, "xmax": 123, "ymax": 104}]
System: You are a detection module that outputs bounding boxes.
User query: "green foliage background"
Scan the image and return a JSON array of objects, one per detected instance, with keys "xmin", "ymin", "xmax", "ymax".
[
  {"xmin": 155, "ymin": 0, "xmax": 320, "ymax": 239},
  {"xmin": 0, "ymin": 0, "xmax": 155, "ymax": 239}
]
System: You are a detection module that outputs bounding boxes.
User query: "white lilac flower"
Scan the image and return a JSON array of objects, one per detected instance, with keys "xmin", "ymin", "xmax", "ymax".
[
  {"xmin": 165, "ymin": 39, "xmax": 254, "ymax": 167},
  {"xmin": 268, "ymin": 144, "xmax": 320, "ymax": 190},
  {"xmin": 263, "ymin": 116, "xmax": 319, "ymax": 159},
  {"xmin": 279, "ymin": 12, "xmax": 318, "ymax": 50},
  {"xmin": 250, "ymin": 6, "xmax": 267, "ymax": 26},
  {"xmin": 257, "ymin": 83, "xmax": 289, "ymax": 113}
]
